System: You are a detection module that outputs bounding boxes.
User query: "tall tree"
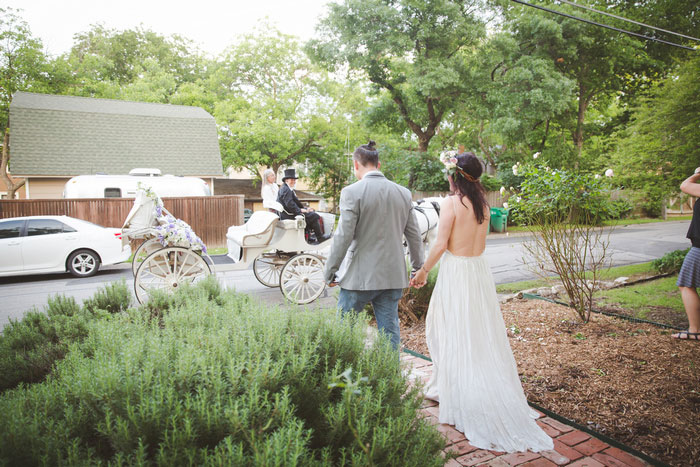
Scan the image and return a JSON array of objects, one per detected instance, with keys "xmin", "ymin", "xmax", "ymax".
[
  {"xmin": 0, "ymin": 7, "xmax": 49, "ymax": 198},
  {"xmin": 308, "ymin": 0, "xmax": 487, "ymax": 152},
  {"xmin": 211, "ymin": 27, "xmax": 341, "ymax": 177},
  {"xmin": 456, "ymin": 32, "xmax": 574, "ymax": 167},
  {"xmin": 612, "ymin": 52, "xmax": 700, "ymax": 213},
  {"xmin": 62, "ymin": 25, "xmax": 207, "ymax": 103},
  {"xmin": 69, "ymin": 25, "xmax": 204, "ymax": 87},
  {"xmin": 505, "ymin": 1, "xmax": 650, "ymax": 159}
]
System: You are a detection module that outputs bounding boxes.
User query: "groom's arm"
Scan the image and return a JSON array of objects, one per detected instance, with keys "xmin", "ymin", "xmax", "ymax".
[
  {"xmin": 404, "ymin": 201, "xmax": 424, "ymax": 272},
  {"xmin": 324, "ymin": 188, "xmax": 358, "ymax": 283}
]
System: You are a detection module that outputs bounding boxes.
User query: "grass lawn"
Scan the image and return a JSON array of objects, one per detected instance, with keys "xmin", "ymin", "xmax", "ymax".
[
  {"xmin": 496, "ymin": 261, "xmax": 657, "ymax": 293},
  {"xmin": 593, "ymin": 275, "xmax": 686, "ymax": 322},
  {"xmin": 603, "ymin": 215, "xmax": 691, "ymax": 226},
  {"xmin": 495, "ymin": 261, "xmax": 659, "ymax": 294},
  {"xmin": 502, "ymin": 215, "xmax": 691, "ymax": 234}
]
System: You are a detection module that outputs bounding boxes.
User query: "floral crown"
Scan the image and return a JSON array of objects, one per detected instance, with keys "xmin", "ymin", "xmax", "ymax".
[{"xmin": 439, "ymin": 150, "xmax": 478, "ymax": 183}]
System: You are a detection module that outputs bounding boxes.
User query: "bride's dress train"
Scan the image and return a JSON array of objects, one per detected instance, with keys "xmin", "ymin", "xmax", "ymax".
[{"xmin": 425, "ymin": 250, "xmax": 553, "ymax": 453}]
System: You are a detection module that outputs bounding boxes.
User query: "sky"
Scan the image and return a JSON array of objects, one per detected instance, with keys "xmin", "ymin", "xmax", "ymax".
[{"xmin": 2, "ymin": 0, "xmax": 335, "ymax": 57}]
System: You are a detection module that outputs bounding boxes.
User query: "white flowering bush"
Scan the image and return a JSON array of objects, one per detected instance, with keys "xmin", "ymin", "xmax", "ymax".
[{"xmin": 508, "ymin": 164, "xmax": 616, "ymax": 226}]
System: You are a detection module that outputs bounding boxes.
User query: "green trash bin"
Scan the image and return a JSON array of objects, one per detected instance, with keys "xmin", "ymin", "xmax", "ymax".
[{"xmin": 490, "ymin": 207, "xmax": 508, "ymax": 233}]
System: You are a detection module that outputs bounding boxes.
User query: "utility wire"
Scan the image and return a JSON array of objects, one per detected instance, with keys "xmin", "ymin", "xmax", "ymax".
[
  {"xmin": 510, "ymin": 0, "xmax": 698, "ymax": 51},
  {"xmin": 558, "ymin": 0, "xmax": 700, "ymax": 42}
]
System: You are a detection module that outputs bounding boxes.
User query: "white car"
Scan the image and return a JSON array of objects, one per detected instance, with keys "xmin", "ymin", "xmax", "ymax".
[{"xmin": 0, "ymin": 216, "xmax": 131, "ymax": 278}]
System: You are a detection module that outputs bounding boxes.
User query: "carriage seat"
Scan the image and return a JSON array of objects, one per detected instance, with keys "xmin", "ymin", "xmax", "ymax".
[
  {"xmin": 277, "ymin": 215, "xmax": 306, "ymax": 230},
  {"xmin": 226, "ymin": 211, "xmax": 279, "ymax": 247}
]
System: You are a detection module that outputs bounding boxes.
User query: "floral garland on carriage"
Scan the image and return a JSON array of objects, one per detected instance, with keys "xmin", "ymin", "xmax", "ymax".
[{"xmin": 138, "ymin": 183, "xmax": 207, "ymax": 254}]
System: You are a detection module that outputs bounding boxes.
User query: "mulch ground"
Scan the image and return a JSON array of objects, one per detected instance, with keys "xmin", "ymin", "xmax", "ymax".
[{"xmin": 400, "ymin": 299, "xmax": 700, "ymax": 467}]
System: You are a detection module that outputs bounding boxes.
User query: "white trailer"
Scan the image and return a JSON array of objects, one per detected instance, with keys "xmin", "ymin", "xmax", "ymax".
[{"xmin": 63, "ymin": 168, "xmax": 211, "ymax": 198}]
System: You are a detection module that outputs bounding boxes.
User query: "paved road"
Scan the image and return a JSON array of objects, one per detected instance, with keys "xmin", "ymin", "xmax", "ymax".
[
  {"xmin": 487, "ymin": 220, "xmax": 691, "ymax": 284},
  {"xmin": 0, "ymin": 220, "xmax": 691, "ymax": 330}
]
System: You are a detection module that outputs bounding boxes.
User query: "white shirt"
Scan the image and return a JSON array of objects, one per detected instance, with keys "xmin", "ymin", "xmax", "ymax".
[{"xmin": 261, "ymin": 183, "xmax": 279, "ymax": 203}]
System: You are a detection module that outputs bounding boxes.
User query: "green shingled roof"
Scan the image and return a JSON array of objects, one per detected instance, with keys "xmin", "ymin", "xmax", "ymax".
[{"xmin": 9, "ymin": 92, "xmax": 223, "ymax": 177}]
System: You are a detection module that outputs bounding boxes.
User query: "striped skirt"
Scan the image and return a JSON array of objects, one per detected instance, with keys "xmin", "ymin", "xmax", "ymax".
[{"xmin": 677, "ymin": 247, "xmax": 700, "ymax": 288}]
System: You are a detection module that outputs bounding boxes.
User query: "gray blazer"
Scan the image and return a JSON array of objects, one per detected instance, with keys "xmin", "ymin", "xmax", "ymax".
[{"xmin": 324, "ymin": 171, "xmax": 424, "ymax": 290}]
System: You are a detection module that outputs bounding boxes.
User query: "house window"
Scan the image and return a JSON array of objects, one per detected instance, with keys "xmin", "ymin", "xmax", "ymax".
[{"xmin": 104, "ymin": 187, "xmax": 122, "ymax": 198}]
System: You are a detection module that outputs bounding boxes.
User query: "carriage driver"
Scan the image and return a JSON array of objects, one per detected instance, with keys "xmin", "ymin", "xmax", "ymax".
[{"xmin": 277, "ymin": 168, "xmax": 330, "ymax": 244}]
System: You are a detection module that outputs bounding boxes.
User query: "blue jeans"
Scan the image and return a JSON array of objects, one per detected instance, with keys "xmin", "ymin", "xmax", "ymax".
[{"xmin": 337, "ymin": 288, "xmax": 404, "ymax": 350}]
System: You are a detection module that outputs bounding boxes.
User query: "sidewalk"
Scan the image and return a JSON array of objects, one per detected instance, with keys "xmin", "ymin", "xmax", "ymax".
[{"xmin": 401, "ymin": 353, "xmax": 650, "ymax": 467}]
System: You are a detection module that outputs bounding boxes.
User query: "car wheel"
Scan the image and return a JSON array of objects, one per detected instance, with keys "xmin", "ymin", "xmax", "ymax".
[{"xmin": 67, "ymin": 249, "xmax": 101, "ymax": 277}]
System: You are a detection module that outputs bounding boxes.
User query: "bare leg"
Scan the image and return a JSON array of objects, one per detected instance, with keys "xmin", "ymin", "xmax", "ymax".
[{"xmin": 673, "ymin": 287, "xmax": 700, "ymax": 338}]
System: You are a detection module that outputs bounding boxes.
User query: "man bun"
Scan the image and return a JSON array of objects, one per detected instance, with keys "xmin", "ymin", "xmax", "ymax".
[{"xmin": 353, "ymin": 140, "xmax": 380, "ymax": 167}]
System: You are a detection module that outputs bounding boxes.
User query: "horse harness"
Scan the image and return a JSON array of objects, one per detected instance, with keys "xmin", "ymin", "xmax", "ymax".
[{"xmin": 413, "ymin": 199, "xmax": 441, "ymax": 243}]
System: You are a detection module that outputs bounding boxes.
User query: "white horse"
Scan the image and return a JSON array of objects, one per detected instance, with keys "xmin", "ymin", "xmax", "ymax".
[{"xmin": 411, "ymin": 196, "xmax": 444, "ymax": 255}]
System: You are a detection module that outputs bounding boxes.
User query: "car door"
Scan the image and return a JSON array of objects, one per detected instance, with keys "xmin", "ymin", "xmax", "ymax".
[
  {"xmin": 0, "ymin": 219, "xmax": 26, "ymax": 274},
  {"xmin": 21, "ymin": 219, "xmax": 77, "ymax": 272}
]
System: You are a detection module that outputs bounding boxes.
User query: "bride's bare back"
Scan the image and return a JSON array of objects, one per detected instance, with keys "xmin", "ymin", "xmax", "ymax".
[
  {"xmin": 445, "ymin": 194, "xmax": 489, "ymax": 257},
  {"xmin": 412, "ymin": 194, "xmax": 490, "ymax": 286}
]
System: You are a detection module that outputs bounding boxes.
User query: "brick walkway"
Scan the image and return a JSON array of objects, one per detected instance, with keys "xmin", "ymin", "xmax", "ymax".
[{"xmin": 402, "ymin": 354, "xmax": 650, "ymax": 467}]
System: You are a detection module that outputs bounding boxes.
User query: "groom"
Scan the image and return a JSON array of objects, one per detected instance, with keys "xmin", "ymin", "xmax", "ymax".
[{"xmin": 324, "ymin": 141, "xmax": 424, "ymax": 350}]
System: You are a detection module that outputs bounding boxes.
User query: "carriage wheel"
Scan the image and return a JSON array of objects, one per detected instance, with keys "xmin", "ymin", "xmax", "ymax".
[
  {"xmin": 131, "ymin": 238, "xmax": 163, "ymax": 275},
  {"xmin": 134, "ymin": 246, "xmax": 211, "ymax": 304},
  {"xmin": 279, "ymin": 253, "xmax": 326, "ymax": 304},
  {"xmin": 253, "ymin": 254, "xmax": 285, "ymax": 287}
]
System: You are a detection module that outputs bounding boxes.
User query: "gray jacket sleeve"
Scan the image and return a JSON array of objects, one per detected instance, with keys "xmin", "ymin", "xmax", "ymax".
[
  {"xmin": 404, "ymin": 203, "xmax": 424, "ymax": 272},
  {"xmin": 323, "ymin": 188, "xmax": 358, "ymax": 283}
]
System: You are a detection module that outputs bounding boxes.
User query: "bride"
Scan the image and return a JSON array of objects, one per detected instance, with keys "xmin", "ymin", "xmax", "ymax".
[{"xmin": 410, "ymin": 152, "xmax": 553, "ymax": 453}]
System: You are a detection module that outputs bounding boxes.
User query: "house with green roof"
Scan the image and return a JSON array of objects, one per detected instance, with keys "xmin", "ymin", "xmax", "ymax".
[{"xmin": 8, "ymin": 92, "xmax": 223, "ymax": 199}]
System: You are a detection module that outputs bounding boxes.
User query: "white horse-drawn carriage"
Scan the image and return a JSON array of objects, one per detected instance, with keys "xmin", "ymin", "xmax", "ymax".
[{"xmin": 122, "ymin": 187, "xmax": 334, "ymax": 305}]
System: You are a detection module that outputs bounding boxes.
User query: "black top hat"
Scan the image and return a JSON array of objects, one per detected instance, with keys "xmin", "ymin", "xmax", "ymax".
[{"xmin": 282, "ymin": 168, "xmax": 298, "ymax": 181}]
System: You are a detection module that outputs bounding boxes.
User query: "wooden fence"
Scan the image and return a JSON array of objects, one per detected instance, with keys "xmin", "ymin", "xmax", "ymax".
[{"xmin": 0, "ymin": 195, "xmax": 244, "ymax": 249}]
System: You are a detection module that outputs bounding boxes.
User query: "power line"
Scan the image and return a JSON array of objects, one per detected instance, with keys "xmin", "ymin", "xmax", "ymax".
[
  {"xmin": 558, "ymin": 0, "xmax": 700, "ymax": 42},
  {"xmin": 510, "ymin": 0, "xmax": 698, "ymax": 51}
]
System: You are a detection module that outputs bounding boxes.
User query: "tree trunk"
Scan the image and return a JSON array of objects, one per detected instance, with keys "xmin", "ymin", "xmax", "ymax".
[
  {"xmin": 573, "ymin": 84, "xmax": 591, "ymax": 163},
  {"xmin": 417, "ymin": 137, "xmax": 430, "ymax": 152},
  {"xmin": 1, "ymin": 130, "xmax": 26, "ymax": 199}
]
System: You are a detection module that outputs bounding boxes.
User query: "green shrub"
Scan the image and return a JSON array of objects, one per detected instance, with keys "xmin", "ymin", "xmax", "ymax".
[
  {"xmin": 0, "ymin": 295, "xmax": 93, "ymax": 391},
  {"xmin": 0, "ymin": 281, "xmax": 446, "ymax": 466},
  {"xmin": 609, "ymin": 198, "xmax": 633, "ymax": 219},
  {"xmin": 652, "ymin": 248, "xmax": 690, "ymax": 274},
  {"xmin": 480, "ymin": 174, "xmax": 503, "ymax": 192},
  {"xmin": 139, "ymin": 276, "xmax": 229, "ymax": 325},
  {"xmin": 509, "ymin": 164, "xmax": 616, "ymax": 226},
  {"xmin": 0, "ymin": 283, "xmax": 127, "ymax": 392},
  {"xmin": 82, "ymin": 280, "xmax": 132, "ymax": 314}
]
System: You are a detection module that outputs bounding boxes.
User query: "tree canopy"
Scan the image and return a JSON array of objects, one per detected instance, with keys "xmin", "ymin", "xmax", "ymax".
[
  {"xmin": 2, "ymin": 3, "xmax": 699, "ymax": 209},
  {"xmin": 308, "ymin": 0, "xmax": 488, "ymax": 152}
]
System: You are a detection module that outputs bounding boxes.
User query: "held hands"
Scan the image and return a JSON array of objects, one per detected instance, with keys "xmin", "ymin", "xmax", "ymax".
[
  {"xmin": 410, "ymin": 267, "xmax": 428, "ymax": 289},
  {"xmin": 328, "ymin": 275, "xmax": 339, "ymax": 287}
]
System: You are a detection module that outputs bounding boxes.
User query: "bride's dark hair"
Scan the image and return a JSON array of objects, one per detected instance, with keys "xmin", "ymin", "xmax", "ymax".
[{"xmin": 450, "ymin": 152, "xmax": 488, "ymax": 224}]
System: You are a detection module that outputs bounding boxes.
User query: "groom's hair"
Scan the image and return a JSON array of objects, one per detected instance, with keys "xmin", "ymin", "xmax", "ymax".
[{"xmin": 353, "ymin": 140, "xmax": 379, "ymax": 167}]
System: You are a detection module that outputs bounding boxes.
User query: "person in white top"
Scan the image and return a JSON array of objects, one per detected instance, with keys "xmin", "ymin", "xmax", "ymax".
[{"xmin": 261, "ymin": 168, "xmax": 279, "ymax": 209}]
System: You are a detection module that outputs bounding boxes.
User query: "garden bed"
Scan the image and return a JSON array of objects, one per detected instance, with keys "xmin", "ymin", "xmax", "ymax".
[{"xmin": 400, "ymin": 298, "xmax": 700, "ymax": 466}]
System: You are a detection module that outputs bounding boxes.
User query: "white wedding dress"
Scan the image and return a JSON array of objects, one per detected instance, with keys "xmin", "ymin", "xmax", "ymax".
[{"xmin": 425, "ymin": 250, "xmax": 554, "ymax": 453}]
